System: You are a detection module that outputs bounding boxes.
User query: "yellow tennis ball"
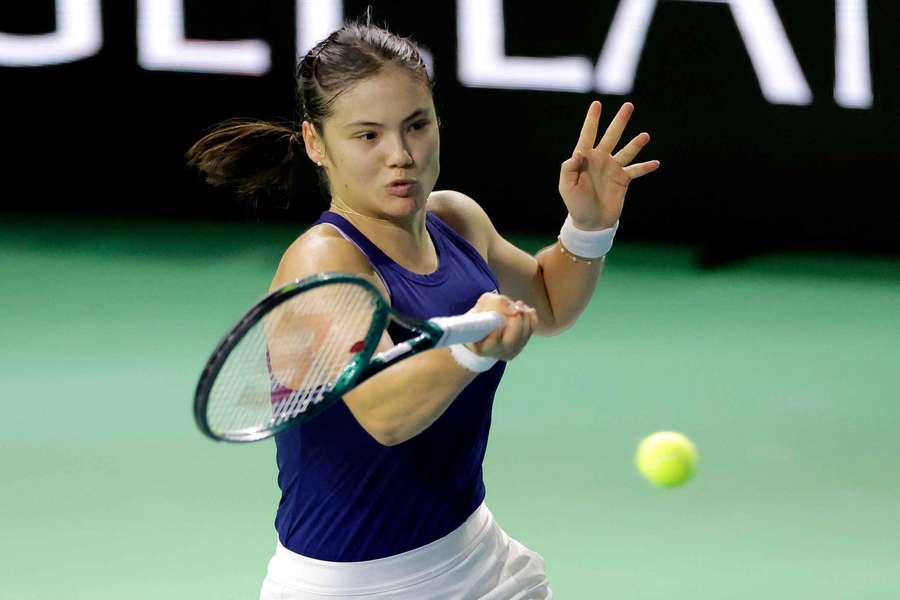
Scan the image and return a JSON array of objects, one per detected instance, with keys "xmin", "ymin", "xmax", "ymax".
[{"xmin": 635, "ymin": 431, "xmax": 698, "ymax": 488}]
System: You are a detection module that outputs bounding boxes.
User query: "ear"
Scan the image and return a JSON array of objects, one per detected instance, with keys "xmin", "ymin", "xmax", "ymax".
[{"xmin": 301, "ymin": 121, "xmax": 325, "ymax": 166}]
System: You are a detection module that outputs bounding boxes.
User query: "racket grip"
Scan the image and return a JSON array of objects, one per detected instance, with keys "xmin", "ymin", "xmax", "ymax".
[{"xmin": 430, "ymin": 311, "xmax": 507, "ymax": 348}]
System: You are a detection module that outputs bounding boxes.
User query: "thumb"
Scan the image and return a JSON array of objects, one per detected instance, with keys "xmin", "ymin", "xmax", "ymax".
[{"xmin": 560, "ymin": 150, "xmax": 585, "ymax": 186}]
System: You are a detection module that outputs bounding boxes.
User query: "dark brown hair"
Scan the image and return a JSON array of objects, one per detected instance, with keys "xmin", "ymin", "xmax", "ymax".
[{"xmin": 185, "ymin": 13, "xmax": 433, "ymax": 209}]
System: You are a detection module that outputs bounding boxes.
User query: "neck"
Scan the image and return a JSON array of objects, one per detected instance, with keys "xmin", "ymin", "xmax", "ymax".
[
  {"xmin": 329, "ymin": 199, "xmax": 436, "ymax": 273},
  {"xmin": 330, "ymin": 199, "xmax": 427, "ymax": 241}
]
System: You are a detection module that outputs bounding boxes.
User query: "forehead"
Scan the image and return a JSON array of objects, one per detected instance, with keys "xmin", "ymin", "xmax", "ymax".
[{"xmin": 329, "ymin": 67, "xmax": 434, "ymax": 126}]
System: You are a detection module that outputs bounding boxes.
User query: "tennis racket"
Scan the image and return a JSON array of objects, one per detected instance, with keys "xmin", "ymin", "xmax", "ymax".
[{"xmin": 194, "ymin": 272, "xmax": 505, "ymax": 443}]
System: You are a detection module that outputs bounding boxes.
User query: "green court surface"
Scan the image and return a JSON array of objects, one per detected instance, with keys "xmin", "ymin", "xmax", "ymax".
[{"xmin": 2, "ymin": 215, "xmax": 899, "ymax": 599}]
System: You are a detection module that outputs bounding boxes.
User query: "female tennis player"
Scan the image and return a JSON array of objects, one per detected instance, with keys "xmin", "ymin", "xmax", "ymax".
[{"xmin": 186, "ymin": 14, "xmax": 657, "ymax": 600}]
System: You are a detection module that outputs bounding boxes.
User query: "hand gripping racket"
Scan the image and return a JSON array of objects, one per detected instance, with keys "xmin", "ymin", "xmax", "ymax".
[{"xmin": 194, "ymin": 272, "xmax": 505, "ymax": 442}]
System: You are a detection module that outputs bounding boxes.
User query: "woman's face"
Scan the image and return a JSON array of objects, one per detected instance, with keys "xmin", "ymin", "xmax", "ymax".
[{"xmin": 308, "ymin": 67, "xmax": 440, "ymax": 222}]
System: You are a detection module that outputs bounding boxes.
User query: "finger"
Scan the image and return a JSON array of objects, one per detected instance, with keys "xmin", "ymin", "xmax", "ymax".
[
  {"xmin": 520, "ymin": 307, "xmax": 534, "ymax": 339},
  {"xmin": 475, "ymin": 290, "xmax": 502, "ymax": 310},
  {"xmin": 500, "ymin": 312, "xmax": 525, "ymax": 348},
  {"xmin": 574, "ymin": 101, "xmax": 602, "ymax": 154},
  {"xmin": 512, "ymin": 302, "xmax": 537, "ymax": 330},
  {"xmin": 511, "ymin": 309, "xmax": 534, "ymax": 359},
  {"xmin": 482, "ymin": 293, "xmax": 514, "ymax": 315},
  {"xmin": 515, "ymin": 303, "xmax": 533, "ymax": 338},
  {"xmin": 559, "ymin": 150, "xmax": 587, "ymax": 188},
  {"xmin": 499, "ymin": 297, "xmax": 519, "ymax": 317},
  {"xmin": 623, "ymin": 160, "xmax": 660, "ymax": 180},
  {"xmin": 470, "ymin": 326, "xmax": 501, "ymax": 355},
  {"xmin": 596, "ymin": 102, "xmax": 634, "ymax": 156},
  {"xmin": 613, "ymin": 132, "xmax": 650, "ymax": 166}
]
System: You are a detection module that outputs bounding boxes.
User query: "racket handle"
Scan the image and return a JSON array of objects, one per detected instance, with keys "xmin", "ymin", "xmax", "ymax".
[{"xmin": 430, "ymin": 311, "xmax": 506, "ymax": 348}]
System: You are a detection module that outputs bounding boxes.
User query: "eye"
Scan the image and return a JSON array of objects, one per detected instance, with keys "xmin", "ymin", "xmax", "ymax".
[
  {"xmin": 356, "ymin": 132, "xmax": 377, "ymax": 141},
  {"xmin": 410, "ymin": 120, "xmax": 430, "ymax": 131}
]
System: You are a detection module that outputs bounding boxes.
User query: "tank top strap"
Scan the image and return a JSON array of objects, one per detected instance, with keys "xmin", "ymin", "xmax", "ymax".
[
  {"xmin": 424, "ymin": 212, "xmax": 498, "ymax": 290},
  {"xmin": 313, "ymin": 211, "xmax": 397, "ymax": 272},
  {"xmin": 311, "ymin": 210, "xmax": 499, "ymax": 310}
]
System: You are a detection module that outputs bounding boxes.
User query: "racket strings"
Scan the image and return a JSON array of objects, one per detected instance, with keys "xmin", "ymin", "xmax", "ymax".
[
  {"xmin": 275, "ymin": 287, "xmax": 377, "ymax": 423},
  {"xmin": 211, "ymin": 285, "xmax": 369, "ymax": 434},
  {"xmin": 266, "ymin": 289, "xmax": 334, "ymax": 420},
  {"xmin": 205, "ymin": 283, "xmax": 377, "ymax": 437},
  {"xmin": 272, "ymin": 285, "xmax": 365, "ymax": 424}
]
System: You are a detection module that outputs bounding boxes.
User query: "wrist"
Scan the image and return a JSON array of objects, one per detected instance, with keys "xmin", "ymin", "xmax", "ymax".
[
  {"xmin": 569, "ymin": 216, "xmax": 617, "ymax": 231},
  {"xmin": 558, "ymin": 214, "xmax": 618, "ymax": 259},
  {"xmin": 449, "ymin": 344, "xmax": 497, "ymax": 373}
]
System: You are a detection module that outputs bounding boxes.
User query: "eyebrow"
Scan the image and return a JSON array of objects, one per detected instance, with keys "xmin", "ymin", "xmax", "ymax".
[{"xmin": 343, "ymin": 108, "xmax": 431, "ymax": 129}]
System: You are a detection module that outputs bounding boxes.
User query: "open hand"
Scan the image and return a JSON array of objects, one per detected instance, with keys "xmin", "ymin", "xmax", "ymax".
[{"xmin": 559, "ymin": 101, "xmax": 659, "ymax": 230}]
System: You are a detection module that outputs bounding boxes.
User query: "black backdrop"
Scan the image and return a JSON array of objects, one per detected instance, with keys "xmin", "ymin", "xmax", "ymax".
[{"xmin": 3, "ymin": 1, "xmax": 898, "ymax": 259}]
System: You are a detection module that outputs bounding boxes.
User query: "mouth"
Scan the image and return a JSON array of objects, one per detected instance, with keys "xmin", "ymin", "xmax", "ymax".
[{"xmin": 386, "ymin": 180, "xmax": 418, "ymax": 197}]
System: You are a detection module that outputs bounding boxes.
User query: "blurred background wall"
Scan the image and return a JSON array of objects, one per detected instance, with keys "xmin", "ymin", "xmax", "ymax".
[{"xmin": 3, "ymin": 0, "xmax": 898, "ymax": 262}]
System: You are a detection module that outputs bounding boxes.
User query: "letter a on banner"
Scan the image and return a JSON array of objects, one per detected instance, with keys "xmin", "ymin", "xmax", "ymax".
[{"xmin": 595, "ymin": 0, "xmax": 813, "ymax": 105}]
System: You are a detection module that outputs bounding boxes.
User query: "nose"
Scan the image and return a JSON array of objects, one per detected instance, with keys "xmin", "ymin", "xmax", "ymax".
[{"xmin": 387, "ymin": 135, "xmax": 414, "ymax": 168}]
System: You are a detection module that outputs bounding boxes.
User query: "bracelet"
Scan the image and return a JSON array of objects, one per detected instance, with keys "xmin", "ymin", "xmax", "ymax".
[
  {"xmin": 558, "ymin": 243, "xmax": 599, "ymax": 264},
  {"xmin": 558, "ymin": 215, "xmax": 619, "ymax": 260},
  {"xmin": 449, "ymin": 344, "xmax": 497, "ymax": 373}
]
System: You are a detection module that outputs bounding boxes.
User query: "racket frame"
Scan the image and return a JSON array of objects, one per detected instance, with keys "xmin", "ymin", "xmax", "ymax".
[
  {"xmin": 195, "ymin": 272, "xmax": 486, "ymax": 443},
  {"xmin": 194, "ymin": 273, "xmax": 389, "ymax": 442}
]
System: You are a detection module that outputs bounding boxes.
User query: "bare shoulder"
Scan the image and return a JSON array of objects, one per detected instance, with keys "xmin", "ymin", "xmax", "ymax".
[
  {"xmin": 426, "ymin": 190, "xmax": 495, "ymax": 258},
  {"xmin": 270, "ymin": 224, "xmax": 388, "ymax": 300}
]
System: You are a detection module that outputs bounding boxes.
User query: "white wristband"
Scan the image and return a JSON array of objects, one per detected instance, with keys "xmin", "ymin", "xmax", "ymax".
[
  {"xmin": 558, "ymin": 215, "xmax": 619, "ymax": 259},
  {"xmin": 449, "ymin": 344, "xmax": 498, "ymax": 373}
]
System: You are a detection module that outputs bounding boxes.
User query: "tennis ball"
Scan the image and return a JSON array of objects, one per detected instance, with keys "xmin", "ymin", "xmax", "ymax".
[{"xmin": 635, "ymin": 431, "xmax": 698, "ymax": 488}]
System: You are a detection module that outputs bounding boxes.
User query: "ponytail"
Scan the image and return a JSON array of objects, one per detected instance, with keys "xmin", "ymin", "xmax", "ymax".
[{"xmin": 185, "ymin": 118, "xmax": 305, "ymax": 209}]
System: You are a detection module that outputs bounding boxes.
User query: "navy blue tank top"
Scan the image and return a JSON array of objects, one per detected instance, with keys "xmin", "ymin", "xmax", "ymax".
[{"xmin": 273, "ymin": 210, "xmax": 506, "ymax": 562}]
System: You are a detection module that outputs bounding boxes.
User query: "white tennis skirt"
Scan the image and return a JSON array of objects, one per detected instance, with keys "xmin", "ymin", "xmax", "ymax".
[{"xmin": 259, "ymin": 501, "xmax": 552, "ymax": 599}]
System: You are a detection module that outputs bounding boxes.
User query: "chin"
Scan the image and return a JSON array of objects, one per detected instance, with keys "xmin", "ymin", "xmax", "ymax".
[{"xmin": 382, "ymin": 189, "xmax": 427, "ymax": 219}]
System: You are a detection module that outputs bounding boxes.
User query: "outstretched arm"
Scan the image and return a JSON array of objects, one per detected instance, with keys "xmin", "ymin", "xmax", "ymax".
[{"xmin": 436, "ymin": 100, "xmax": 659, "ymax": 336}]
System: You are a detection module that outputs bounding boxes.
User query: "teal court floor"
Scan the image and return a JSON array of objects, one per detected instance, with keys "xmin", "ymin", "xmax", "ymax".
[{"xmin": 2, "ymin": 214, "xmax": 899, "ymax": 599}]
